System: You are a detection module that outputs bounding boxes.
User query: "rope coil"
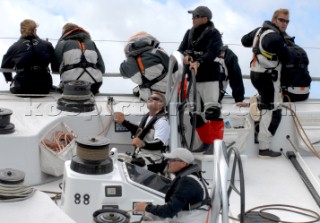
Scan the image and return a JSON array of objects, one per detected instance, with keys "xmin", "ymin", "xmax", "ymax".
[
  {"xmin": 76, "ymin": 144, "xmax": 109, "ymax": 161},
  {"xmin": 0, "ymin": 183, "xmax": 36, "ymax": 202},
  {"xmin": 41, "ymin": 131, "xmax": 75, "ymax": 152},
  {"xmin": 245, "ymin": 204, "xmax": 320, "ymax": 223}
]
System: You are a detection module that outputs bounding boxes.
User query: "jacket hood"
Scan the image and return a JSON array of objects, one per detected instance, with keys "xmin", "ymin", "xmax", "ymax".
[
  {"xmin": 60, "ymin": 27, "xmax": 91, "ymax": 41},
  {"xmin": 262, "ymin": 20, "xmax": 281, "ymax": 34},
  {"xmin": 124, "ymin": 32, "xmax": 160, "ymax": 57}
]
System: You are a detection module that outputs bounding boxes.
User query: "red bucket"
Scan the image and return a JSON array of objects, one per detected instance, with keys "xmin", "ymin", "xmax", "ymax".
[{"xmin": 196, "ymin": 120, "xmax": 224, "ymax": 144}]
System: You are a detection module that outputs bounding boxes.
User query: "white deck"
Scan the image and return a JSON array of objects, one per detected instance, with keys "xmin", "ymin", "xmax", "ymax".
[{"xmin": 0, "ymin": 91, "xmax": 319, "ymax": 222}]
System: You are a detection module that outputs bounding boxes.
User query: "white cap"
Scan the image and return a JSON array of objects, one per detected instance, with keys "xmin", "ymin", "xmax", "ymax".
[{"xmin": 163, "ymin": 148, "xmax": 194, "ymax": 164}]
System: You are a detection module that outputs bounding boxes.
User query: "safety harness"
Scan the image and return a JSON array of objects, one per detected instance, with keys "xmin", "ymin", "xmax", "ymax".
[
  {"xmin": 130, "ymin": 110, "xmax": 168, "ymax": 170},
  {"xmin": 135, "ymin": 110, "xmax": 167, "ymax": 150},
  {"xmin": 136, "ymin": 54, "xmax": 167, "ymax": 93},
  {"xmin": 23, "ymin": 39, "xmax": 48, "ymax": 73},
  {"xmin": 252, "ymin": 28, "xmax": 279, "ymax": 62},
  {"xmin": 61, "ymin": 34, "xmax": 98, "ymax": 84},
  {"xmin": 177, "ymin": 164, "xmax": 212, "ymax": 210},
  {"xmin": 251, "ymin": 28, "xmax": 281, "ymax": 81}
]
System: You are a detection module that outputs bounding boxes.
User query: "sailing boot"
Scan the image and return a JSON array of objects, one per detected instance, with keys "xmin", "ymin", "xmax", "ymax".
[{"xmin": 192, "ymin": 143, "xmax": 214, "ymax": 154}]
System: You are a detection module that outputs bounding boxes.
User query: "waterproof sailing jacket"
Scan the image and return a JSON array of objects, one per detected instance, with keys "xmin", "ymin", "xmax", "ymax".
[
  {"xmin": 120, "ymin": 33, "xmax": 169, "ymax": 101},
  {"xmin": 1, "ymin": 35, "xmax": 54, "ymax": 95},
  {"xmin": 145, "ymin": 164, "xmax": 209, "ymax": 222},
  {"xmin": 178, "ymin": 21, "xmax": 222, "ymax": 82},
  {"xmin": 52, "ymin": 26, "xmax": 105, "ymax": 94},
  {"xmin": 216, "ymin": 47, "xmax": 245, "ymax": 103},
  {"xmin": 241, "ymin": 21, "xmax": 291, "ymax": 74}
]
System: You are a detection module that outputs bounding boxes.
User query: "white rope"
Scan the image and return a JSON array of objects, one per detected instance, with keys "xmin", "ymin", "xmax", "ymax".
[
  {"xmin": 0, "ymin": 183, "xmax": 36, "ymax": 202},
  {"xmin": 282, "ymin": 103, "xmax": 320, "ymax": 159}
]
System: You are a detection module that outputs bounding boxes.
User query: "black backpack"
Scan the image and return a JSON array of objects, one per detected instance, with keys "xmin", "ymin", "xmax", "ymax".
[{"xmin": 281, "ymin": 36, "xmax": 311, "ymax": 88}]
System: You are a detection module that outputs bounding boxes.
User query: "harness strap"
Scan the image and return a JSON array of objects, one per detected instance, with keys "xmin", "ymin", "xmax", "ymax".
[
  {"xmin": 139, "ymin": 68, "xmax": 167, "ymax": 89},
  {"xmin": 251, "ymin": 28, "xmax": 280, "ymax": 70},
  {"xmin": 21, "ymin": 39, "xmax": 49, "ymax": 73},
  {"xmin": 24, "ymin": 66, "xmax": 48, "ymax": 72},
  {"xmin": 61, "ymin": 63, "xmax": 97, "ymax": 72},
  {"xmin": 136, "ymin": 55, "xmax": 145, "ymax": 75},
  {"xmin": 135, "ymin": 55, "xmax": 167, "ymax": 89},
  {"xmin": 251, "ymin": 31, "xmax": 261, "ymax": 68},
  {"xmin": 61, "ymin": 41, "xmax": 98, "ymax": 83},
  {"xmin": 137, "ymin": 110, "xmax": 166, "ymax": 140},
  {"xmin": 178, "ymin": 165, "xmax": 212, "ymax": 210},
  {"xmin": 187, "ymin": 175, "xmax": 211, "ymax": 210},
  {"xmin": 260, "ymin": 51, "xmax": 278, "ymax": 61}
]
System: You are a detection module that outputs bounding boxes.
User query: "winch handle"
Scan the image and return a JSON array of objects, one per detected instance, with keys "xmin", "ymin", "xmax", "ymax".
[
  {"xmin": 107, "ymin": 96, "xmax": 115, "ymax": 117},
  {"xmin": 132, "ymin": 128, "xmax": 143, "ymax": 158}
]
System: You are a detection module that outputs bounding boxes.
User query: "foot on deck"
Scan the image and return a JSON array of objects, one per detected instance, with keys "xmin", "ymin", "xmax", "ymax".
[
  {"xmin": 192, "ymin": 143, "xmax": 214, "ymax": 154},
  {"xmin": 258, "ymin": 149, "xmax": 281, "ymax": 158}
]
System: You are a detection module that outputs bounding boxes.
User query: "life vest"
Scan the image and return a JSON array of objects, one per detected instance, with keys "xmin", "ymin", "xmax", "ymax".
[
  {"xmin": 251, "ymin": 28, "xmax": 282, "ymax": 78},
  {"xmin": 176, "ymin": 164, "xmax": 211, "ymax": 210},
  {"xmin": 135, "ymin": 110, "xmax": 167, "ymax": 151}
]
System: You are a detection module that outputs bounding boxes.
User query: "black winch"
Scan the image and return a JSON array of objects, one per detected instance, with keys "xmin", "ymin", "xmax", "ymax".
[
  {"xmin": 93, "ymin": 208, "xmax": 130, "ymax": 223},
  {"xmin": 70, "ymin": 136, "xmax": 113, "ymax": 174},
  {"xmin": 0, "ymin": 108, "xmax": 15, "ymax": 134},
  {"xmin": 57, "ymin": 80, "xmax": 95, "ymax": 113},
  {"xmin": 0, "ymin": 168, "xmax": 36, "ymax": 201},
  {"xmin": 0, "ymin": 168, "xmax": 25, "ymax": 184},
  {"xmin": 243, "ymin": 211, "xmax": 280, "ymax": 223}
]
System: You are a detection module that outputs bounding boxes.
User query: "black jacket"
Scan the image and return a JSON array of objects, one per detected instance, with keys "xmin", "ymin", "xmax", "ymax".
[
  {"xmin": 178, "ymin": 21, "xmax": 223, "ymax": 82},
  {"xmin": 1, "ymin": 35, "xmax": 54, "ymax": 94},
  {"xmin": 222, "ymin": 48, "xmax": 245, "ymax": 102},
  {"xmin": 241, "ymin": 21, "xmax": 291, "ymax": 65},
  {"xmin": 145, "ymin": 164, "xmax": 205, "ymax": 218}
]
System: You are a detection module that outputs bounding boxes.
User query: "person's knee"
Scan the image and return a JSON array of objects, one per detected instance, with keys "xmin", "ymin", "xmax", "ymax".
[
  {"xmin": 268, "ymin": 109, "xmax": 282, "ymax": 135},
  {"xmin": 205, "ymin": 106, "xmax": 221, "ymax": 120},
  {"xmin": 190, "ymin": 113, "xmax": 206, "ymax": 128}
]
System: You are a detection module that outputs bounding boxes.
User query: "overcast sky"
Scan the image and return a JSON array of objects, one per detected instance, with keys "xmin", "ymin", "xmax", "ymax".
[{"xmin": 0, "ymin": 0, "xmax": 319, "ymax": 98}]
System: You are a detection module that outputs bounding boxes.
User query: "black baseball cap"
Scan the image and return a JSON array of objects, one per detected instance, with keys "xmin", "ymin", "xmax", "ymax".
[{"xmin": 188, "ymin": 6, "xmax": 212, "ymax": 20}]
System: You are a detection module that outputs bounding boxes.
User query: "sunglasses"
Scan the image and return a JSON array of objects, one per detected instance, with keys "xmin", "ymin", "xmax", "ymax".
[
  {"xmin": 167, "ymin": 158, "xmax": 184, "ymax": 162},
  {"xmin": 277, "ymin": 18, "xmax": 290, "ymax": 24},
  {"xmin": 148, "ymin": 96, "xmax": 162, "ymax": 102},
  {"xmin": 192, "ymin": 15, "xmax": 204, "ymax": 19}
]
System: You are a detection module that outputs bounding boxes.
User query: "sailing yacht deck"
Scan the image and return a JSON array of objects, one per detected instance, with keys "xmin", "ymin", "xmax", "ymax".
[{"xmin": 0, "ymin": 91, "xmax": 319, "ymax": 222}]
